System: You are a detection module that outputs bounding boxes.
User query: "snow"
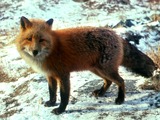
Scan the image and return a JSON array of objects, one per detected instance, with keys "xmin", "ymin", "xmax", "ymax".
[{"xmin": 0, "ymin": 0, "xmax": 160, "ymax": 120}]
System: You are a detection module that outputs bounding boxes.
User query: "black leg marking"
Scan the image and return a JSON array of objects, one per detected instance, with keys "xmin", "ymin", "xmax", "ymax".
[
  {"xmin": 93, "ymin": 80, "xmax": 112, "ymax": 97},
  {"xmin": 45, "ymin": 77, "xmax": 57, "ymax": 107},
  {"xmin": 52, "ymin": 74, "xmax": 70, "ymax": 115},
  {"xmin": 115, "ymin": 86, "xmax": 125, "ymax": 104}
]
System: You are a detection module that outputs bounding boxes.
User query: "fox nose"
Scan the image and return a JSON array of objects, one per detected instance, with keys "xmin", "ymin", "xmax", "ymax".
[{"xmin": 32, "ymin": 50, "xmax": 38, "ymax": 56}]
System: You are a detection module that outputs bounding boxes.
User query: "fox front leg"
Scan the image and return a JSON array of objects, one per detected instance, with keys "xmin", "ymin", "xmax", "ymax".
[
  {"xmin": 45, "ymin": 76, "xmax": 57, "ymax": 107},
  {"xmin": 52, "ymin": 73, "xmax": 70, "ymax": 115}
]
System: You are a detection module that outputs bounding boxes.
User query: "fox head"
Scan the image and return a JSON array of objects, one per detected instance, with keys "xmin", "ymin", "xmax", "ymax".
[{"xmin": 16, "ymin": 16, "xmax": 54, "ymax": 60}]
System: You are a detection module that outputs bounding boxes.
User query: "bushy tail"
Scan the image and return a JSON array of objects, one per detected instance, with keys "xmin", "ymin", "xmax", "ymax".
[{"xmin": 121, "ymin": 40, "xmax": 157, "ymax": 78}]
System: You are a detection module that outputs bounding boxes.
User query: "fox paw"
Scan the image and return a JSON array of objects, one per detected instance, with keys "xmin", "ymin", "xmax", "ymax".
[
  {"xmin": 44, "ymin": 100, "xmax": 56, "ymax": 107},
  {"xmin": 51, "ymin": 108, "xmax": 65, "ymax": 115},
  {"xmin": 92, "ymin": 89, "xmax": 105, "ymax": 97},
  {"xmin": 115, "ymin": 97, "xmax": 124, "ymax": 105}
]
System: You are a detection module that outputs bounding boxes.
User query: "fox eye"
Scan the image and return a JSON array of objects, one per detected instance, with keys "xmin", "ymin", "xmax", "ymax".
[
  {"xmin": 39, "ymin": 39, "xmax": 45, "ymax": 42},
  {"xmin": 27, "ymin": 37, "xmax": 32, "ymax": 41}
]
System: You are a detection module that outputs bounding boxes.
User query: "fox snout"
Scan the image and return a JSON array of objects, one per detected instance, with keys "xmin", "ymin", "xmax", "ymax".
[{"xmin": 32, "ymin": 50, "xmax": 39, "ymax": 56}]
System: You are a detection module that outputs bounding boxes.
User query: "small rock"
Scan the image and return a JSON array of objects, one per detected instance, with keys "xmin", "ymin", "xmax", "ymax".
[
  {"xmin": 144, "ymin": 16, "xmax": 151, "ymax": 21},
  {"xmin": 125, "ymin": 19, "xmax": 135, "ymax": 27}
]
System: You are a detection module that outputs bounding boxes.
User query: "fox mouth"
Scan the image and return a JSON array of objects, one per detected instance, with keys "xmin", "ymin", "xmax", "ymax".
[
  {"xmin": 33, "ymin": 51, "xmax": 50, "ymax": 59},
  {"xmin": 23, "ymin": 48, "xmax": 50, "ymax": 60}
]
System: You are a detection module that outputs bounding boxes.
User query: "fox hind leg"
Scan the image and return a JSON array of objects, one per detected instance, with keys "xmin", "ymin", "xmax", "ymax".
[
  {"xmin": 93, "ymin": 80, "xmax": 112, "ymax": 97},
  {"xmin": 91, "ymin": 69, "xmax": 112, "ymax": 97},
  {"xmin": 92, "ymin": 69, "xmax": 125, "ymax": 104},
  {"xmin": 105, "ymin": 72, "xmax": 125, "ymax": 104}
]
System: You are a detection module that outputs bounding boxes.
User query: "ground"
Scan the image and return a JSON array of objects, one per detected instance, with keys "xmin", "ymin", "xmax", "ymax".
[{"xmin": 0, "ymin": 0, "xmax": 160, "ymax": 120}]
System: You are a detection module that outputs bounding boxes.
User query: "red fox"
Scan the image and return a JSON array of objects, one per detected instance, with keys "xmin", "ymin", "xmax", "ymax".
[{"xmin": 16, "ymin": 16, "xmax": 157, "ymax": 115}]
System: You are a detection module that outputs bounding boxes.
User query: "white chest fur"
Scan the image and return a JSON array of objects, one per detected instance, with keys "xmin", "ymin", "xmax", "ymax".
[{"xmin": 21, "ymin": 52, "xmax": 47, "ymax": 75}]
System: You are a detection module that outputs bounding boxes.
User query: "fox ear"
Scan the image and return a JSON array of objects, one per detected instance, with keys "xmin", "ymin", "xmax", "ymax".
[
  {"xmin": 46, "ymin": 19, "xmax": 53, "ymax": 26},
  {"xmin": 20, "ymin": 16, "xmax": 32, "ymax": 30}
]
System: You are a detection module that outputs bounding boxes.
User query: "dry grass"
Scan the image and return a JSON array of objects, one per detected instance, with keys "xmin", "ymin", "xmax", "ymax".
[
  {"xmin": 140, "ymin": 70, "xmax": 160, "ymax": 91},
  {"xmin": 0, "ymin": 29, "xmax": 18, "ymax": 47},
  {"xmin": 151, "ymin": 14, "xmax": 160, "ymax": 21},
  {"xmin": 0, "ymin": 97, "xmax": 21, "ymax": 119},
  {"xmin": 0, "ymin": 66, "xmax": 17, "ymax": 83},
  {"xmin": 140, "ymin": 43, "xmax": 160, "ymax": 91},
  {"xmin": 0, "ymin": 109, "xmax": 20, "ymax": 119},
  {"xmin": 0, "ymin": 3, "xmax": 11, "ymax": 9},
  {"xmin": 147, "ymin": 0, "xmax": 160, "ymax": 3},
  {"xmin": 151, "ymin": 69, "xmax": 160, "ymax": 91},
  {"xmin": 9, "ymin": 80, "xmax": 30, "ymax": 97},
  {"xmin": 0, "ymin": 78, "xmax": 30, "ymax": 119},
  {"xmin": 146, "ymin": 44, "xmax": 160, "ymax": 69}
]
